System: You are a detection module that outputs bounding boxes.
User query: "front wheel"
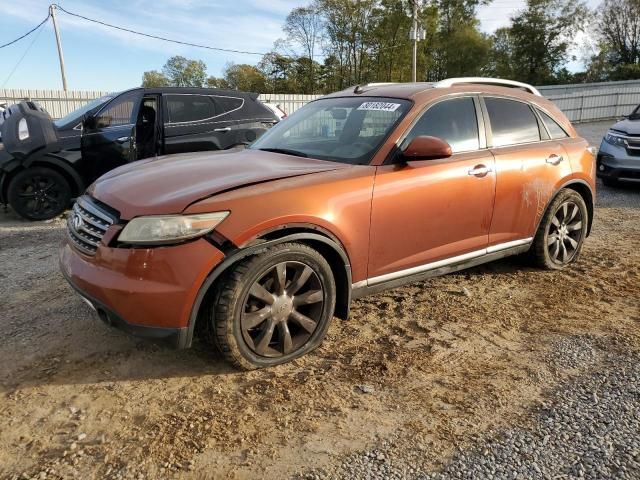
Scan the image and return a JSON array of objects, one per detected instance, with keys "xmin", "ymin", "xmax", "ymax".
[
  {"xmin": 531, "ymin": 189, "xmax": 588, "ymax": 270},
  {"xmin": 7, "ymin": 167, "xmax": 71, "ymax": 220},
  {"xmin": 208, "ymin": 242, "xmax": 336, "ymax": 370}
]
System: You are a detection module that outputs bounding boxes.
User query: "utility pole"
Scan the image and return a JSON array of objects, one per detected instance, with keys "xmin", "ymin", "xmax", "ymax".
[
  {"xmin": 409, "ymin": 0, "xmax": 426, "ymax": 83},
  {"xmin": 49, "ymin": 4, "xmax": 68, "ymax": 91},
  {"xmin": 412, "ymin": 1, "xmax": 418, "ymax": 82}
]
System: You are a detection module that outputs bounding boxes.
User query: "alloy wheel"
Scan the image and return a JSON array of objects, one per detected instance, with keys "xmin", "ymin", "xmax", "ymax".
[
  {"xmin": 15, "ymin": 174, "xmax": 65, "ymax": 217},
  {"xmin": 546, "ymin": 200, "xmax": 583, "ymax": 264},
  {"xmin": 240, "ymin": 261, "xmax": 324, "ymax": 358}
]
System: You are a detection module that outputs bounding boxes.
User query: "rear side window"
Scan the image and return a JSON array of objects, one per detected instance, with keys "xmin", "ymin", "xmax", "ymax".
[
  {"xmin": 213, "ymin": 96, "xmax": 243, "ymax": 115},
  {"xmin": 537, "ymin": 109, "xmax": 569, "ymax": 139},
  {"xmin": 485, "ymin": 97, "xmax": 541, "ymax": 147},
  {"xmin": 404, "ymin": 97, "xmax": 480, "ymax": 153},
  {"xmin": 166, "ymin": 95, "xmax": 216, "ymax": 123}
]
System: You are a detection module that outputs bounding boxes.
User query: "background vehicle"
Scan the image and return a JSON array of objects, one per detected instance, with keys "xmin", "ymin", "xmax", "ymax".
[
  {"xmin": 597, "ymin": 103, "xmax": 640, "ymax": 187},
  {"xmin": 0, "ymin": 104, "xmax": 6, "ymax": 143},
  {"xmin": 60, "ymin": 78, "xmax": 595, "ymax": 370},
  {"xmin": 0, "ymin": 87, "xmax": 278, "ymax": 220},
  {"xmin": 262, "ymin": 102, "xmax": 287, "ymax": 120}
]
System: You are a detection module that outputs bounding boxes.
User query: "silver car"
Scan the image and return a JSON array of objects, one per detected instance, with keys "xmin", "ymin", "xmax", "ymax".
[{"xmin": 597, "ymin": 104, "xmax": 640, "ymax": 187}]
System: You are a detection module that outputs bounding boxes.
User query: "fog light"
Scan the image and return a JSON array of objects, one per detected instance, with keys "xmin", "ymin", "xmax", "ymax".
[{"xmin": 599, "ymin": 165, "xmax": 605, "ymax": 171}]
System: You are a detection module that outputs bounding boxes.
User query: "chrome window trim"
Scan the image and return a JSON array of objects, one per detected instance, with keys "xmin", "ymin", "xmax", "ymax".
[
  {"xmin": 357, "ymin": 237, "xmax": 533, "ymax": 287},
  {"xmin": 164, "ymin": 93, "xmax": 245, "ymax": 125}
]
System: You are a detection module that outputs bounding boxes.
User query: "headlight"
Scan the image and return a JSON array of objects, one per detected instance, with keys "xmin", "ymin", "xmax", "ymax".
[
  {"xmin": 118, "ymin": 211, "xmax": 229, "ymax": 245},
  {"xmin": 18, "ymin": 118, "xmax": 29, "ymax": 140},
  {"xmin": 604, "ymin": 131, "xmax": 627, "ymax": 147}
]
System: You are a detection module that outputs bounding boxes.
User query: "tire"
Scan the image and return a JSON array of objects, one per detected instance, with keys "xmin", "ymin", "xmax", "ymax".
[
  {"xmin": 530, "ymin": 189, "xmax": 588, "ymax": 270},
  {"xmin": 208, "ymin": 242, "xmax": 336, "ymax": 370},
  {"xmin": 602, "ymin": 178, "xmax": 620, "ymax": 188},
  {"xmin": 7, "ymin": 167, "xmax": 71, "ymax": 220}
]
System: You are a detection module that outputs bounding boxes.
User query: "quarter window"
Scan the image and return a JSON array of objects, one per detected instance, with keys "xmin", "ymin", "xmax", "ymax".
[
  {"xmin": 95, "ymin": 92, "xmax": 137, "ymax": 128},
  {"xmin": 404, "ymin": 97, "xmax": 480, "ymax": 153},
  {"xmin": 214, "ymin": 96, "xmax": 243, "ymax": 115},
  {"xmin": 166, "ymin": 95, "xmax": 216, "ymax": 123},
  {"xmin": 485, "ymin": 97, "xmax": 541, "ymax": 147},
  {"xmin": 537, "ymin": 109, "xmax": 569, "ymax": 139}
]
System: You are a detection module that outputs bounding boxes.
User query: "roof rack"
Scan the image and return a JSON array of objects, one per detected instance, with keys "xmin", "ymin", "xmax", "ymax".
[{"xmin": 435, "ymin": 77, "xmax": 542, "ymax": 96}]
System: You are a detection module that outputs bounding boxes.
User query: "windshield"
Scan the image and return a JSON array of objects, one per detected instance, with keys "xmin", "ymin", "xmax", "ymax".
[
  {"xmin": 250, "ymin": 97, "xmax": 412, "ymax": 164},
  {"xmin": 53, "ymin": 94, "xmax": 114, "ymax": 128}
]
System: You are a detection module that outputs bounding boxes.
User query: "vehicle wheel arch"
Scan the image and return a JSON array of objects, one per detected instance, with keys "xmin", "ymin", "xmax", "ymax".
[
  {"xmin": 556, "ymin": 180, "xmax": 594, "ymax": 236},
  {"xmin": 185, "ymin": 228, "xmax": 353, "ymax": 350},
  {"xmin": 5, "ymin": 155, "xmax": 84, "ymax": 200},
  {"xmin": 533, "ymin": 179, "xmax": 594, "ymax": 239}
]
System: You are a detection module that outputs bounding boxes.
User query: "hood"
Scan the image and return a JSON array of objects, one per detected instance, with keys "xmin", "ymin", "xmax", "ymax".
[
  {"xmin": 611, "ymin": 117, "xmax": 640, "ymax": 136},
  {"xmin": 89, "ymin": 149, "xmax": 350, "ymax": 219}
]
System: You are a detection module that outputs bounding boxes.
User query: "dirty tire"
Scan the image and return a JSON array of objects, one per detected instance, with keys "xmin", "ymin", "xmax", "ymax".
[
  {"xmin": 209, "ymin": 242, "xmax": 336, "ymax": 370},
  {"xmin": 531, "ymin": 188, "xmax": 588, "ymax": 270},
  {"xmin": 8, "ymin": 167, "xmax": 71, "ymax": 220}
]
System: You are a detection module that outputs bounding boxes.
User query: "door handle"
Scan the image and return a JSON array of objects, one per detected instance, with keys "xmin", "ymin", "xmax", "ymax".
[
  {"xmin": 116, "ymin": 136, "xmax": 130, "ymax": 144},
  {"xmin": 214, "ymin": 127, "xmax": 231, "ymax": 132},
  {"xmin": 546, "ymin": 154, "xmax": 564, "ymax": 165},
  {"xmin": 468, "ymin": 164, "xmax": 492, "ymax": 177}
]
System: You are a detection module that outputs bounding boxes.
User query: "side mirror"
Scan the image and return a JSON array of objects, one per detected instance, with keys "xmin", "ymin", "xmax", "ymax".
[
  {"xmin": 401, "ymin": 135, "xmax": 452, "ymax": 161},
  {"xmin": 83, "ymin": 115, "xmax": 97, "ymax": 130}
]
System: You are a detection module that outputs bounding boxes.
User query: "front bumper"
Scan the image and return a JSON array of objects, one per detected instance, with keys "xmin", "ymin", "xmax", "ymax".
[
  {"xmin": 597, "ymin": 141, "xmax": 640, "ymax": 183},
  {"xmin": 59, "ymin": 236, "xmax": 225, "ymax": 348}
]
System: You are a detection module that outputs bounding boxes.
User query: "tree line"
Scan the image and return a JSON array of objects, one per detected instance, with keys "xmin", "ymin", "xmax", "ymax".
[{"xmin": 142, "ymin": 0, "xmax": 640, "ymax": 93}]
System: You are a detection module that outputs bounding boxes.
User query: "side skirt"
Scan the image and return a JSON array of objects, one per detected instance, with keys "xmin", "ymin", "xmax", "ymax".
[{"xmin": 351, "ymin": 243, "xmax": 531, "ymax": 300}]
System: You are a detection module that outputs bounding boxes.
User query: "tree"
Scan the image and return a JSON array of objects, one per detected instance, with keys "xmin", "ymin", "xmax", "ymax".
[
  {"xmin": 587, "ymin": 0, "xmax": 640, "ymax": 80},
  {"xmin": 221, "ymin": 64, "xmax": 268, "ymax": 92},
  {"xmin": 162, "ymin": 56, "xmax": 207, "ymax": 87},
  {"xmin": 141, "ymin": 70, "xmax": 169, "ymax": 87},
  {"xmin": 487, "ymin": 0, "xmax": 588, "ymax": 85},
  {"xmin": 284, "ymin": 5, "xmax": 324, "ymax": 93}
]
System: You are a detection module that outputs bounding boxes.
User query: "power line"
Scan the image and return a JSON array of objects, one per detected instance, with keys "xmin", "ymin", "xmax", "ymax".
[
  {"xmin": 0, "ymin": 13, "xmax": 50, "ymax": 49},
  {"xmin": 2, "ymin": 20, "xmax": 47, "ymax": 87},
  {"xmin": 52, "ymin": 3, "xmax": 273, "ymax": 57}
]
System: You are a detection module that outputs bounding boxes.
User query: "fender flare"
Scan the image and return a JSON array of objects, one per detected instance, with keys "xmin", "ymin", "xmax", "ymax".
[
  {"xmin": 533, "ymin": 178, "xmax": 595, "ymax": 238},
  {"xmin": 180, "ymin": 232, "xmax": 353, "ymax": 349},
  {"xmin": 1, "ymin": 154, "xmax": 85, "ymax": 202}
]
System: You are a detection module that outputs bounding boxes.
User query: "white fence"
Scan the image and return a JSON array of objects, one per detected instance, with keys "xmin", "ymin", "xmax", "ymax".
[{"xmin": 2, "ymin": 81, "xmax": 640, "ymax": 123}]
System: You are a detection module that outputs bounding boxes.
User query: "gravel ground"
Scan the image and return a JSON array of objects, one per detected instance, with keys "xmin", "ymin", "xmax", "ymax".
[{"xmin": 0, "ymin": 120, "xmax": 639, "ymax": 480}]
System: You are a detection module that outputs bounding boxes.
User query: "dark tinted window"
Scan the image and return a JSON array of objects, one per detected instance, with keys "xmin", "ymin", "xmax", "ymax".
[
  {"xmin": 485, "ymin": 97, "xmax": 540, "ymax": 147},
  {"xmin": 166, "ymin": 95, "xmax": 216, "ymax": 123},
  {"xmin": 404, "ymin": 97, "xmax": 479, "ymax": 153},
  {"xmin": 537, "ymin": 109, "xmax": 568, "ymax": 139},
  {"xmin": 95, "ymin": 92, "xmax": 137, "ymax": 128},
  {"xmin": 214, "ymin": 96, "xmax": 243, "ymax": 115}
]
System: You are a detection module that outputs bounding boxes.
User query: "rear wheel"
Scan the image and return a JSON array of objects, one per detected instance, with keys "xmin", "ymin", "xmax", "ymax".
[
  {"xmin": 7, "ymin": 167, "xmax": 71, "ymax": 220},
  {"xmin": 531, "ymin": 189, "xmax": 588, "ymax": 270},
  {"xmin": 208, "ymin": 242, "xmax": 336, "ymax": 370}
]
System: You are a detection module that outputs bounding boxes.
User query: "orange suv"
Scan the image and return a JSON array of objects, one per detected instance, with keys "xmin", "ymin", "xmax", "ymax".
[{"xmin": 60, "ymin": 78, "xmax": 596, "ymax": 369}]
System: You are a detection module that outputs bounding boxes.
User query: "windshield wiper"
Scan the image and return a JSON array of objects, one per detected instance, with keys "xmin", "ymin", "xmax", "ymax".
[{"xmin": 258, "ymin": 147, "xmax": 308, "ymax": 158}]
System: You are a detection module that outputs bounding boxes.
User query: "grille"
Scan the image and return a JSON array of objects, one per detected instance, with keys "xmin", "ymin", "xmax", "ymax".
[{"xmin": 67, "ymin": 196, "xmax": 115, "ymax": 255}]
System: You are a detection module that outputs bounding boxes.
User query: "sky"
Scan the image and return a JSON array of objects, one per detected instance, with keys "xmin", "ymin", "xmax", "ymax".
[{"xmin": 0, "ymin": 0, "xmax": 601, "ymax": 92}]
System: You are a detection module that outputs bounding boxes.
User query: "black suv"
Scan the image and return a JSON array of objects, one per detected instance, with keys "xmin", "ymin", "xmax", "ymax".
[{"xmin": 0, "ymin": 87, "xmax": 278, "ymax": 220}]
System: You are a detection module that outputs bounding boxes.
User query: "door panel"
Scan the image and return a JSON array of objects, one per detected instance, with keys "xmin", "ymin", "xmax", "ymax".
[
  {"xmin": 368, "ymin": 151, "xmax": 496, "ymax": 280},
  {"xmin": 81, "ymin": 91, "xmax": 141, "ymax": 182},
  {"xmin": 489, "ymin": 141, "xmax": 572, "ymax": 246}
]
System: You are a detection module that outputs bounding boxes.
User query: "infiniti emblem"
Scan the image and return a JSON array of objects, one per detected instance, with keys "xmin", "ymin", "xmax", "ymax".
[{"xmin": 72, "ymin": 213, "xmax": 83, "ymax": 230}]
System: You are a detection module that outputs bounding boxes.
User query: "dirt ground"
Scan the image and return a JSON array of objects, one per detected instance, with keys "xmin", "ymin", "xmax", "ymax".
[{"xmin": 1, "ymin": 124, "xmax": 639, "ymax": 479}]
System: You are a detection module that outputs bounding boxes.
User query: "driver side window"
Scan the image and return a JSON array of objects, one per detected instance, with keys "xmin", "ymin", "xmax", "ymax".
[
  {"xmin": 95, "ymin": 92, "xmax": 138, "ymax": 129},
  {"xmin": 404, "ymin": 97, "xmax": 480, "ymax": 153}
]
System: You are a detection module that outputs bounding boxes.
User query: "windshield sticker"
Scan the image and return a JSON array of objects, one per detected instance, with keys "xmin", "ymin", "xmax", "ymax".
[{"xmin": 357, "ymin": 102, "xmax": 401, "ymax": 112}]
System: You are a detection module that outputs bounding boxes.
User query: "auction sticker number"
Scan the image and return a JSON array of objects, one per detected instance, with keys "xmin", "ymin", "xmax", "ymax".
[{"xmin": 357, "ymin": 102, "xmax": 401, "ymax": 112}]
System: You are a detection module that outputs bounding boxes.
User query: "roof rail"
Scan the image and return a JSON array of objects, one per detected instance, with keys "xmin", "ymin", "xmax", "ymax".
[
  {"xmin": 354, "ymin": 82, "xmax": 397, "ymax": 93},
  {"xmin": 435, "ymin": 77, "xmax": 542, "ymax": 96}
]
